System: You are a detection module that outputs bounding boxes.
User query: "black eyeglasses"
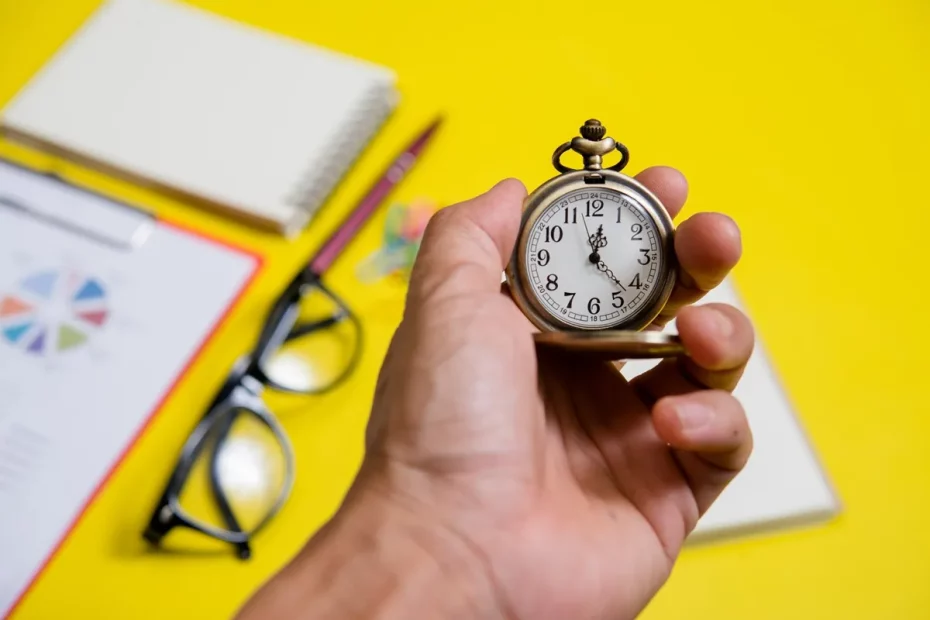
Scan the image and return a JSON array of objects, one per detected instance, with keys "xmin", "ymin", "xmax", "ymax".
[
  {"xmin": 141, "ymin": 115, "xmax": 441, "ymax": 559},
  {"xmin": 142, "ymin": 268, "xmax": 362, "ymax": 559}
]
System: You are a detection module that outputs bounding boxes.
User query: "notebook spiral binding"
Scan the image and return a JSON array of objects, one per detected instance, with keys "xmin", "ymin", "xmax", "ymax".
[{"xmin": 285, "ymin": 83, "xmax": 398, "ymax": 225}]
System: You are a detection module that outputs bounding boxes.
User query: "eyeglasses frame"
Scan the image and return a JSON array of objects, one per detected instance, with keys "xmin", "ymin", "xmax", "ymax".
[{"xmin": 142, "ymin": 268, "xmax": 363, "ymax": 559}]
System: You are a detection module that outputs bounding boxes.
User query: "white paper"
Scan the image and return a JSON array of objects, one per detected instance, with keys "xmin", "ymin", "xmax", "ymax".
[
  {"xmin": 0, "ymin": 159, "xmax": 258, "ymax": 615},
  {"xmin": 621, "ymin": 277, "xmax": 840, "ymax": 542}
]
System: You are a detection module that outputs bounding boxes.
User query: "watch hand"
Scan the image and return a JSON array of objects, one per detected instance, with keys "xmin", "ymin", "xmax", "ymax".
[
  {"xmin": 589, "ymin": 225, "xmax": 625, "ymax": 290},
  {"xmin": 582, "ymin": 220, "xmax": 608, "ymax": 264},
  {"xmin": 580, "ymin": 215, "xmax": 599, "ymax": 263},
  {"xmin": 596, "ymin": 260, "xmax": 627, "ymax": 291},
  {"xmin": 580, "ymin": 219, "xmax": 623, "ymax": 288}
]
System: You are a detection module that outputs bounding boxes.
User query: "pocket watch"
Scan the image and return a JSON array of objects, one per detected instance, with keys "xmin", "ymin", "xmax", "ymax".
[{"xmin": 504, "ymin": 119, "xmax": 684, "ymax": 359}]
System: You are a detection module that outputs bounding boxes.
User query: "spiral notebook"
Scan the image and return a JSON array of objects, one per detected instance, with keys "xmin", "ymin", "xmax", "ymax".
[{"xmin": 0, "ymin": 0, "xmax": 398, "ymax": 235}]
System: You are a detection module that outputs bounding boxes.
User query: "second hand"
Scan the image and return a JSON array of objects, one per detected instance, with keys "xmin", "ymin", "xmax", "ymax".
[{"xmin": 581, "ymin": 216, "xmax": 600, "ymax": 264}]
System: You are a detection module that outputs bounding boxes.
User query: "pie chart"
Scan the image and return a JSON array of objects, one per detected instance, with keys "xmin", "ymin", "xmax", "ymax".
[{"xmin": 0, "ymin": 270, "xmax": 110, "ymax": 356}]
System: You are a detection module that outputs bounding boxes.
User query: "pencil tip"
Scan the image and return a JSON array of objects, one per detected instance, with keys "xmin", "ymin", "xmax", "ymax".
[
  {"xmin": 426, "ymin": 114, "xmax": 444, "ymax": 131},
  {"xmin": 405, "ymin": 114, "xmax": 444, "ymax": 154},
  {"xmin": 412, "ymin": 115, "xmax": 443, "ymax": 145}
]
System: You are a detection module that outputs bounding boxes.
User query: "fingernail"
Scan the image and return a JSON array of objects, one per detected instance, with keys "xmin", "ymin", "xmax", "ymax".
[
  {"xmin": 709, "ymin": 307, "xmax": 734, "ymax": 339},
  {"xmin": 676, "ymin": 402, "xmax": 714, "ymax": 431}
]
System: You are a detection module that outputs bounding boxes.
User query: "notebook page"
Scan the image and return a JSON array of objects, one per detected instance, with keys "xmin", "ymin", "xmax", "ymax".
[{"xmin": 0, "ymin": 0, "xmax": 397, "ymax": 230}]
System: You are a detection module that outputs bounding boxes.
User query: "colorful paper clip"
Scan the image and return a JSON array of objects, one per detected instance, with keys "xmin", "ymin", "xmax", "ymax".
[{"xmin": 356, "ymin": 199, "xmax": 439, "ymax": 283}]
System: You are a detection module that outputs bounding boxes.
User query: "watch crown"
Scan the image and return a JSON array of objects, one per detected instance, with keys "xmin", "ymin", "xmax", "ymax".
[{"xmin": 580, "ymin": 119, "xmax": 606, "ymax": 141}]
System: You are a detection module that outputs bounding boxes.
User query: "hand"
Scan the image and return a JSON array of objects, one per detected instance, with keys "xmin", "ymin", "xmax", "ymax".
[{"xmin": 236, "ymin": 167, "xmax": 752, "ymax": 620}]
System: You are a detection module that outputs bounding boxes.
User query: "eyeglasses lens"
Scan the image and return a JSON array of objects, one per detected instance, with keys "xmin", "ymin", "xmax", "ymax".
[
  {"xmin": 177, "ymin": 408, "xmax": 289, "ymax": 539},
  {"xmin": 260, "ymin": 285, "xmax": 360, "ymax": 394}
]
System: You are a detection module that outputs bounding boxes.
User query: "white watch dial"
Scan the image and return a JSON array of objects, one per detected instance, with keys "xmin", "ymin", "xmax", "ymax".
[{"xmin": 524, "ymin": 188, "xmax": 664, "ymax": 329}]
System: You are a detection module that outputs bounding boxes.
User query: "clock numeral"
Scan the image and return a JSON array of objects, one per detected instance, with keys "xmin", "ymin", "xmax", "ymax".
[
  {"xmin": 546, "ymin": 274, "xmax": 559, "ymax": 290},
  {"xmin": 631, "ymin": 223, "xmax": 643, "ymax": 241},
  {"xmin": 587, "ymin": 297, "xmax": 600, "ymax": 314},
  {"xmin": 563, "ymin": 207, "xmax": 577, "ymax": 224},
  {"xmin": 563, "ymin": 291, "xmax": 576, "ymax": 308},
  {"xmin": 537, "ymin": 249, "xmax": 550, "ymax": 266},
  {"xmin": 637, "ymin": 249, "xmax": 651, "ymax": 265},
  {"xmin": 611, "ymin": 292, "xmax": 624, "ymax": 308},
  {"xmin": 545, "ymin": 225, "xmax": 563, "ymax": 243},
  {"xmin": 585, "ymin": 199, "xmax": 604, "ymax": 217},
  {"xmin": 629, "ymin": 274, "xmax": 642, "ymax": 289},
  {"xmin": 616, "ymin": 207, "xmax": 622, "ymax": 223}
]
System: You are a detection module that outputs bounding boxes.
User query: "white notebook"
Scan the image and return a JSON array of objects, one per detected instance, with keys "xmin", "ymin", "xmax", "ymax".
[
  {"xmin": 0, "ymin": 0, "xmax": 398, "ymax": 236},
  {"xmin": 622, "ymin": 277, "xmax": 840, "ymax": 542}
]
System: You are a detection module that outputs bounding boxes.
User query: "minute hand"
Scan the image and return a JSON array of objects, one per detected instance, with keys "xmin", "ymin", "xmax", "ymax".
[{"xmin": 592, "ymin": 230, "xmax": 626, "ymax": 291}]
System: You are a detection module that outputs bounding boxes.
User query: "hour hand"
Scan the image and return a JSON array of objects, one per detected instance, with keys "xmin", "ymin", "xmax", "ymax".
[{"xmin": 588, "ymin": 225, "xmax": 607, "ymax": 263}]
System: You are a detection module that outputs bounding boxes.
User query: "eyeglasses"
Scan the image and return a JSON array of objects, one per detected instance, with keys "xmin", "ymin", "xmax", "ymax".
[
  {"xmin": 141, "ymin": 115, "xmax": 441, "ymax": 559},
  {"xmin": 142, "ymin": 269, "xmax": 361, "ymax": 559}
]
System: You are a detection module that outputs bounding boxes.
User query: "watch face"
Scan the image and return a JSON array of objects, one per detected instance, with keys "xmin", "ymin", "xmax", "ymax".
[{"xmin": 523, "ymin": 187, "xmax": 667, "ymax": 330}]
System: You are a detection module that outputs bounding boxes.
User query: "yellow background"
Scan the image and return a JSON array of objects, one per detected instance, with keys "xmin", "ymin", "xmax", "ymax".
[{"xmin": 1, "ymin": 0, "xmax": 929, "ymax": 617}]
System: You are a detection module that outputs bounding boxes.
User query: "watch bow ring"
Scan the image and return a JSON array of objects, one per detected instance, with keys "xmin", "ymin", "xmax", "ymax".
[{"xmin": 551, "ymin": 119, "xmax": 631, "ymax": 174}]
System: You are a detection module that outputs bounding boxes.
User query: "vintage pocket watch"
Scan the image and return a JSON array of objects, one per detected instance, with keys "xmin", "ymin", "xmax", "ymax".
[{"xmin": 504, "ymin": 119, "xmax": 684, "ymax": 359}]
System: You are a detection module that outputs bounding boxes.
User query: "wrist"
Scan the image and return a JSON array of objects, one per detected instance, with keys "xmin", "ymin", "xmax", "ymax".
[{"xmin": 236, "ymin": 474, "xmax": 507, "ymax": 620}]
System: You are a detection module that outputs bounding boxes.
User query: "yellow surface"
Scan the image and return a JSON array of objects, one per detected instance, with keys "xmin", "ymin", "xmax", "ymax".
[{"xmin": 1, "ymin": 0, "xmax": 929, "ymax": 617}]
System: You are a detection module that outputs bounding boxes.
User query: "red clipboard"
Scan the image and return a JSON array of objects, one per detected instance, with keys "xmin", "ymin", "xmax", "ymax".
[{"xmin": 0, "ymin": 157, "xmax": 264, "ymax": 618}]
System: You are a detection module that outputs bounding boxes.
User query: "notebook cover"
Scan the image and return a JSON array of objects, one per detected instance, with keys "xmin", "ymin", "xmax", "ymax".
[{"xmin": 0, "ymin": 0, "xmax": 398, "ymax": 235}]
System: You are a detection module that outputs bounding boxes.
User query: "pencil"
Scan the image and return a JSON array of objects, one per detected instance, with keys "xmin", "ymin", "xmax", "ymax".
[{"xmin": 309, "ymin": 115, "xmax": 443, "ymax": 276}]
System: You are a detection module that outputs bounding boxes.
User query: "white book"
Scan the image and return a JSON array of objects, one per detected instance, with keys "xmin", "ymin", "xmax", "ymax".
[
  {"xmin": 621, "ymin": 277, "xmax": 840, "ymax": 542},
  {"xmin": 0, "ymin": 0, "xmax": 398, "ymax": 236}
]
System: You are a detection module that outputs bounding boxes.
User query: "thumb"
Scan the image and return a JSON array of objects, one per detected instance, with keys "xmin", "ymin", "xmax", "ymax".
[{"xmin": 406, "ymin": 178, "xmax": 526, "ymax": 307}]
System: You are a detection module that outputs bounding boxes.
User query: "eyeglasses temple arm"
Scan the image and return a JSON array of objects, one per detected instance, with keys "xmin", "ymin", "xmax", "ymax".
[
  {"xmin": 282, "ymin": 312, "xmax": 349, "ymax": 343},
  {"xmin": 207, "ymin": 410, "xmax": 253, "ymax": 560}
]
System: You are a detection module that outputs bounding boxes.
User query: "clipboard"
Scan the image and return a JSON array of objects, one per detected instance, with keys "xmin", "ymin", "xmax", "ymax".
[{"xmin": 0, "ymin": 156, "xmax": 262, "ymax": 617}]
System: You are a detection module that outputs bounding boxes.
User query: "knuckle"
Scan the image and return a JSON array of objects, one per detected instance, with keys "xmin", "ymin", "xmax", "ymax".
[
  {"xmin": 419, "ymin": 207, "xmax": 455, "ymax": 241},
  {"xmin": 419, "ymin": 206, "xmax": 483, "ymax": 252}
]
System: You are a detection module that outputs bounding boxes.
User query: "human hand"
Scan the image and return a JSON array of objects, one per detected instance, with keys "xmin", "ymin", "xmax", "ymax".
[{"xmin": 236, "ymin": 167, "xmax": 753, "ymax": 620}]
